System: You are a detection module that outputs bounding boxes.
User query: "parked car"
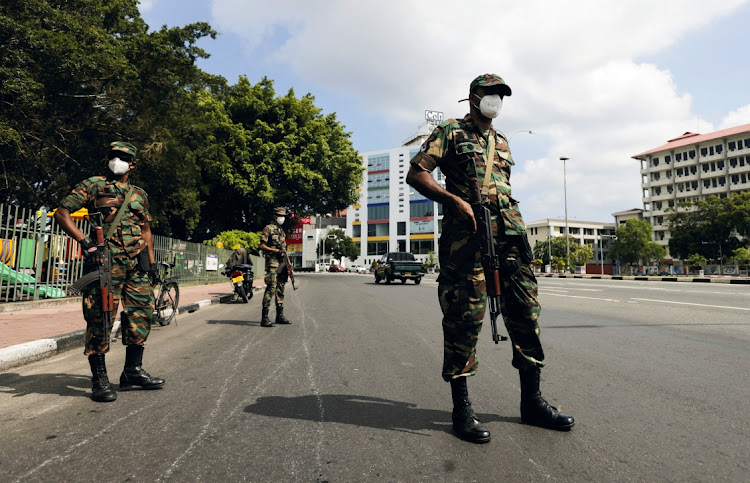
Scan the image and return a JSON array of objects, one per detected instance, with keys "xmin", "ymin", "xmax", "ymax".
[
  {"xmin": 348, "ymin": 264, "xmax": 368, "ymax": 274},
  {"xmin": 373, "ymin": 252, "xmax": 424, "ymax": 284},
  {"xmin": 328, "ymin": 264, "xmax": 346, "ymax": 272}
]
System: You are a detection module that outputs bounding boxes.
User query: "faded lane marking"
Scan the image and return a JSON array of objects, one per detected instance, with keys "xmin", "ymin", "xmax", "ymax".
[{"xmin": 631, "ymin": 298, "xmax": 750, "ymax": 311}]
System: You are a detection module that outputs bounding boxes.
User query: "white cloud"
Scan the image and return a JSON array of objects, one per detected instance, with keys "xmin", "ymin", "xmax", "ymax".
[
  {"xmin": 138, "ymin": 0, "xmax": 155, "ymax": 13},
  {"xmin": 209, "ymin": 0, "xmax": 750, "ymax": 222},
  {"xmin": 720, "ymin": 105, "xmax": 750, "ymax": 129}
]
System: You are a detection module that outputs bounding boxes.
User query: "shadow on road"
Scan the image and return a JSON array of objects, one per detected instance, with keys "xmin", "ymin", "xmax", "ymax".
[
  {"xmin": 206, "ymin": 319, "xmax": 261, "ymax": 327},
  {"xmin": 244, "ymin": 394, "xmax": 518, "ymax": 435},
  {"xmin": 0, "ymin": 372, "xmax": 90, "ymax": 398}
]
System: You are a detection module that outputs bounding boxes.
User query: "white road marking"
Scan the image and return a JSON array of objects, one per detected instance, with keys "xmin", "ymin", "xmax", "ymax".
[
  {"xmin": 540, "ymin": 292, "xmax": 620, "ymax": 303},
  {"xmin": 631, "ymin": 298, "xmax": 750, "ymax": 311}
]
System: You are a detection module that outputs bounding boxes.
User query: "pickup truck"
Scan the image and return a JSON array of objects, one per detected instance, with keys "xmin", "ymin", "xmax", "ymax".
[{"xmin": 373, "ymin": 252, "xmax": 424, "ymax": 285}]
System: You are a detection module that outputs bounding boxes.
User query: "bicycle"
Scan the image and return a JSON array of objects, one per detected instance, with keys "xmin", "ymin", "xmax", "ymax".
[{"xmin": 153, "ymin": 261, "xmax": 180, "ymax": 326}]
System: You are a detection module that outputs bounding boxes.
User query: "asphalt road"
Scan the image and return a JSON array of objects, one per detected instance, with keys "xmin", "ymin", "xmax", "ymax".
[{"xmin": 1, "ymin": 274, "xmax": 748, "ymax": 482}]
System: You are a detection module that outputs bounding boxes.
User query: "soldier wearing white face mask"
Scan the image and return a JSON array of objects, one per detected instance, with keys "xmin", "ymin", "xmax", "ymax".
[{"xmin": 258, "ymin": 207, "xmax": 292, "ymax": 327}]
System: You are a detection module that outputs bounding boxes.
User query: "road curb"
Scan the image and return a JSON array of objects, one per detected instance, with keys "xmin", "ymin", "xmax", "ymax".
[{"xmin": 0, "ymin": 292, "xmax": 238, "ymax": 372}]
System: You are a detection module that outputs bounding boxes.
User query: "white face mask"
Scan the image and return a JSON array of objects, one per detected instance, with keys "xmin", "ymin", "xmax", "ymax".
[
  {"xmin": 276, "ymin": 216, "xmax": 285, "ymax": 225},
  {"xmin": 474, "ymin": 94, "xmax": 503, "ymax": 119},
  {"xmin": 108, "ymin": 157, "xmax": 131, "ymax": 175}
]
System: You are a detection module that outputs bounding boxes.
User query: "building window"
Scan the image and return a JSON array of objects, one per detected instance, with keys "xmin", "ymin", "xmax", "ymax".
[
  {"xmin": 397, "ymin": 222, "xmax": 406, "ymax": 236},
  {"xmin": 410, "ymin": 200, "xmax": 434, "ymax": 218},
  {"xmin": 367, "ymin": 241, "xmax": 389, "ymax": 256},
  {"xmin": 367, "ymin": 222, "xmax": 389, "ymax": 237},
  {"xmin": 353, "ymin": 225, "xmax": 361, "ymax": 238},
  {"xmin": 665, "ymin": 155, "xmax": 671, "ymax": 164},
  {"xmin": 716, "ymin": 144, "xmax": 723, "ymax": 154},
  {"xmin": 410, "ymin": 240, "xmax": 434, "ymax": 254},
  {"xmin": 729, "ymin": 141, "xmax": 736, "ymax": 151},
  {"xmin": 367, "ymin": 153, "xmax": 390, "ymax": 171},
  {"xmin": 367, "ymin": 204, "xmax": 389, "ymax": 220}
]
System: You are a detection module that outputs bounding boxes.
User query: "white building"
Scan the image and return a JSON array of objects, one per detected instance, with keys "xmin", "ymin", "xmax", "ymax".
[
  {"xmin": 632, "ymin": 123, "xmax": 750, "ymax": 252},
  {"xmin": 346, "ymin": 122, "xmax": 444, "ymax": 267},
  {"xmin": 526, "ymin": 218, "xmax": 617, "ymax": 266}
]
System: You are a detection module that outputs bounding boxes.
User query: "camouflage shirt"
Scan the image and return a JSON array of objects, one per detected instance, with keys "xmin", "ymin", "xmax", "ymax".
[
  {"xmin": 60, "ymin": 176, "xmax": 151, "ymax": 258},
  {"xmin": 260, "ymin": 222, "xmax": 287, "ymax": 269},
  {"xmin": 410, "ymin": 114, "xmax": 526, "ymax": 236}
]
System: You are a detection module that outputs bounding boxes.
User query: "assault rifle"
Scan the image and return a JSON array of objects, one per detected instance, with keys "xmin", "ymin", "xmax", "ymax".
[
  {"xmin": 69, "ymin": 216, "xmax": 114, "ymax": 346},
  {"xmin": 279, "ymin": 250, "xmax": 297, "ymax": 290},
  {"xmin": 469, "ymin": 177, "xmax": 508, "ymax": 344}
]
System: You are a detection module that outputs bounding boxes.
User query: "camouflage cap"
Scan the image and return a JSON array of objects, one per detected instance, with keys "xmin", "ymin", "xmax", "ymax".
[
  {"xmin": 274, "ymin": 207, "xmax": 287, "ymax": 216},
  {"xmin": 110, "ymin": 141, "xmax": 137, "ymax": 157},
  {"xmin": 469, "ymin": 74, "xmax": 512, "ymax": 96}
]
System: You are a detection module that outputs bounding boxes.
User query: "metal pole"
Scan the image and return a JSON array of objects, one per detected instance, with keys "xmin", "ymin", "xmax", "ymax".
[
  {"xmin": 600, "ymin": 233, "xmax": 603, "ymax": 275},
  {"xmin": 548, "ymin": 226, "xmax": 552, "ymax": 273},
  {"xmin": 560, "ymin": 157, "xmax": 570, "ymax": 272}
]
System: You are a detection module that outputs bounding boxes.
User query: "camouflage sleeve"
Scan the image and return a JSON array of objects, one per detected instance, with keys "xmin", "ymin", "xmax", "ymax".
[
  {"xmin": 280, "ymin": 229, "xmax": 287, "ymax": 251},
  {"xmin": 410, "ymin": 122, "xmax": 451, "ymax": 173},
  {"xmin": 59, "ymin": 176, "xmax": 97, "ymax": 212},
  {"xmin": 260, "ymin": 225, "xmax": 271, "ymax": 245},
  {"xmin": 133, "ymin": 186, "xmax": 152, "ymax": 223}
]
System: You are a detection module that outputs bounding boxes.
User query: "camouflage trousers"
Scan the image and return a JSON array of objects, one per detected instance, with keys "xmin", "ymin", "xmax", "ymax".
[
  {"xmin": 437, "ymin": 234, "xmax": 544, "ymax": 381},
  {"xmin": 262, "ymin": 265, "xmax": 286, "ymax": 308},
  {"xmin": 82, "ymin": 255, "xmax": 154, "ymax": 355}
]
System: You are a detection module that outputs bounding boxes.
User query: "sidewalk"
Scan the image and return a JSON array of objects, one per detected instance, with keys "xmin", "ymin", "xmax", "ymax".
[{"xmin": 0, "ymin": 279, "xmax": 265, "ymax": 371}]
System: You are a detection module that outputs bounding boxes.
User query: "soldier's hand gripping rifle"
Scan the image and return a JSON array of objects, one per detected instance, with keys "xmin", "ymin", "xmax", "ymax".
[
  {"xmin": 69, "ymin": 215, "xmax": 114, "ymax": 346},
  {"xmin": 469, "ymin": 177, "xmax": 508, "ymax": 344},
  {"xmin": 279, "ymin": 250, "xmax": 297, "ymax": 290}
]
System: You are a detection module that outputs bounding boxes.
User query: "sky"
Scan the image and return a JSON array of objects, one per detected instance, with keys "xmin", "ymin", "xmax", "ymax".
[{"xmin": 139, "ymin": 0, "xmax": 750, "ymax": 224}]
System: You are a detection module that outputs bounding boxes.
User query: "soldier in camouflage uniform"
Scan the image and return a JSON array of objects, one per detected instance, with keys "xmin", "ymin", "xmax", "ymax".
[
  {"xmin": 55, "ymin": 141, "xmax": 165, "ymax": 403},
  {"xmin": 258, "ymin": 207, "xmax": 292, "ymax": 327},
  {"xmin": 406, "ymin": 74, "xmax": 574, "ymax": 443}
]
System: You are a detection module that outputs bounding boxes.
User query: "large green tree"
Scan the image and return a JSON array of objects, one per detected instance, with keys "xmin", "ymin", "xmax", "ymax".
[
  {"xmin": 667, "ymin": 194, "xmax": 750, "ymax": 261},
  {"xmin": 1, "ymin": 2, "xmax": 363, "ymax": 240},
  {"xmin": 533, "ymin": 235, "xmax": 577, "ymax": 265},
  {"xmin": 193, "ymin": 77, "xmax": 363, "ymax": 235},
  {"xmin": 609, "ymin": 218, "xmax": 654, "ymax": 266}
]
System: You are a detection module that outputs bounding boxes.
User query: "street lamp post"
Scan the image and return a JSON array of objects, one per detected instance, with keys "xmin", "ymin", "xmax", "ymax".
[
  {"xmin": 508, "ymin": 129, "xmax": 534, "ymax": 141},
  {"xmin": 702, "ymin": 240, "xmax": 723, "ymax": 274},
  {"xmin": 560, "ymin": 157, "xmax": 570, "ymax": 272}
]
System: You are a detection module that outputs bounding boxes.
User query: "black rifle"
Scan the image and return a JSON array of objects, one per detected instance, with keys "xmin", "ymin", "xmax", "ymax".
[
  {"xmin": 279, "ymin": 250, "xmax": 297, "ymax": 290},
  {"xmin": 469, "ymin": 177, "xmax": 508, "ymax": 344},
  {"xmin": 69, "ymin": 217, "xmax": 114, "ymax": 346}
]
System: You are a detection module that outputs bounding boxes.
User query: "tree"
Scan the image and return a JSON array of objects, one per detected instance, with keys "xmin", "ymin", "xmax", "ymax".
[
  {"xmin": 668, "ymin": 194, "xmax": 750, "ymax": 261},
  {"xmin": 610, "ymin": 219, "xmax": 654, "ymax": 267},
  {"xmin": 194, "ymin": 77, "xmax": 364, "ymax": 235},
  {"xmin": 570, "ymin": 244, "xmax": 594, "ymax": 267},
  {"xmin": 729, "ymin": 247, "xmax": 750, "ymax": 267},
  {"xmin": 321, "ymin": 228, "xmax": 359, "ymax": 262},
  {"xmin": 687, "ymin": 253, "xmax": 707, "ymax": 268},
  {"xmin": 203, "ymin": 230, "xmax": 261, "ymax": 253},
  {"xmin": 645, "ymin": 241, "xmax": 666, "ymax": 265},
  {"xmin": 533, "ymin": 235, "xmax": 577, "ymax": 264}
]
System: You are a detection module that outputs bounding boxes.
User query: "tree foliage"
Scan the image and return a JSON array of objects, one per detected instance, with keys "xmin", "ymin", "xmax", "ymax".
[
  {"xmin": 0, "ymin": 1, "xmax": 362, "ymax": 240},
  {"xmin": 203, "ymin": 230, "xmax": 261, "ymax": 253},
  {"xmin": 320, "ymin": 228, "xmax": 359, "ymax": 262},
  {"xmin": 570, "ymin": 244, "xmax": 594, "ymax": 267},
  {"xmin": 667, "ymin": 194, "xmax": 750, "ymax": 262},
  {"xmin": 532, "ymin": 235, "xmax": 577, "ymax": 264},
  {"xmin": 609, "ymin": 219, "xmax": 654, "ymax": 266}
]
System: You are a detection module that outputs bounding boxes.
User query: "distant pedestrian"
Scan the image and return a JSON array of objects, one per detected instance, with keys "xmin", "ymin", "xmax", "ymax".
[
  {"xmin": 55, "ymin": 141, "xmax": 164, "ymax": 403},
  {"xmin": 406, "ymin": 74, "xmax": 574, "ymax": 443},
  {"xmin": 258, "ymin": 207, "xmax": 292, "ymax": 327}
]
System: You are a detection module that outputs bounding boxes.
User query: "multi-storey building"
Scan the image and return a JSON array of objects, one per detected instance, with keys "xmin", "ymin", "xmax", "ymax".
[
  {"xmin": 525, "ymin": 218, "xmax": 617, "ymax": 268},
  {"xmin": 346, "ymin": 148, "xmax": 444, "ymax": 268},
  {"xmin": 632, "ymin": 123, "xmax": 750, "ymax": 252},
  {"xmin": 346, "ymin": 123, "xmax": 445, "ymax": 267}
]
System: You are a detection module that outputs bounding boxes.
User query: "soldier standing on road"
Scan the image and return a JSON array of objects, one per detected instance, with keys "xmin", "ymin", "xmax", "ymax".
[
  {"xmin": 406, "ymin": 74, "xmax": 574, "ymax": 443},
  {"xmin": 55, "ymin": 141, "xmax": 165, "ymax": 403},
  {"xmin": 258, "ymin": 207, "xmax": 292, "ymax": 327}
]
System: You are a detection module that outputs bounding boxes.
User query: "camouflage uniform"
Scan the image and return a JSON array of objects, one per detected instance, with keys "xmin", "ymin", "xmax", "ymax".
[
  {"xmin": 410, "ymin": 114, "xmax": 544, "ymax": 381},
  {"xmin": 61, "ymin": 176, "xmax": 154, "ymax": 355},
  {"xmin": 260, "ymin": 222, "xmax": 288, "ymax": 308}
]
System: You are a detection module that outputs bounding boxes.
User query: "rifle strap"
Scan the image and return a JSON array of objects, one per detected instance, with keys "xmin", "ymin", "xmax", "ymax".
[
  {"xmin": 480, "ymin": 132, "xmax": 496, "ymax": 198},
  {"xmin": 105, "ymin": 185, "xmax": 135, "ymax": 240}
]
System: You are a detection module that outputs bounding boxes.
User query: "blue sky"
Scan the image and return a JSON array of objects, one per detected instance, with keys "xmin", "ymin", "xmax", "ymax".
[{"xmin": 139, "ymin": 0, "xmax": 750, "ymax": 224}]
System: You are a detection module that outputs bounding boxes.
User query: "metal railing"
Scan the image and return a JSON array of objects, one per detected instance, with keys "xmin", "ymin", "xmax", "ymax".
[{"xmin": 0, "ymin": 203, "xmax": 264, "ymax": 304}]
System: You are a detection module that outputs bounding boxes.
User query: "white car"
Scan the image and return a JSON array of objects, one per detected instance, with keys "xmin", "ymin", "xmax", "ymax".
[{"xmin": 348, "ymin": 264, "xmax": 368, "ymax": 274}]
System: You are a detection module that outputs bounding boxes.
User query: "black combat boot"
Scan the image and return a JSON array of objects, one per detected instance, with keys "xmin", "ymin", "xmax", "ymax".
[
  {"xmin": 519, "ymin": 367, "xmax": 574, "ymax": 430},
  {"xmin": 450, "ymin": 377, "xmax": 491, "ymax": 444},
  {"xmin": 88, "ymin": 354, "xmax": 117, "ymax": 402},
  {"xmin": 261, "ymin": 306, "xmax": 275, "ymax": 327},
  {"xmin": 119, "ymin": 345, "xmax": 165, "ymax": 391},
  {"xmin": 275, "ymin": 306, "xmax": 291, "ymax": 324}
]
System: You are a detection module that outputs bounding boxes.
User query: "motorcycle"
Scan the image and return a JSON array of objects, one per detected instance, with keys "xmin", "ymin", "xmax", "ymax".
[{"xmin": 224, "ymin": 263, "xmax": 254, "ymax": 303}]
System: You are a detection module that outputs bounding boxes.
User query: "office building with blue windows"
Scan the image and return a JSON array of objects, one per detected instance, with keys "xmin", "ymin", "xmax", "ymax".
[{"xmin": 346, "ymin": 123, "xmax": 445, "ymax": 267}]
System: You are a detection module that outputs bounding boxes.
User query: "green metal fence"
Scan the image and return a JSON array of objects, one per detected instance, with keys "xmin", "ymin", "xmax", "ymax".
[{"xmin": 0, "ymin": 202, "xmax": 263, "ymax": 304}]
